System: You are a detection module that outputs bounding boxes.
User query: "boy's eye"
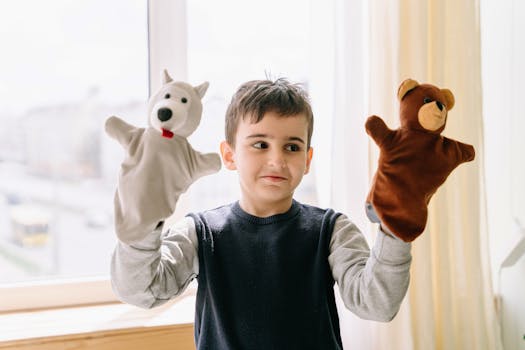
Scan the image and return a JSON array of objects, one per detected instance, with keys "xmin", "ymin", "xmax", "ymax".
[
  {"xmin": 253, "ymin": 141, "xmax": 268, "ymax": 149},
  {"xmin": 285, "ymin": 144, "xmax": 301, "ymax": 152}
]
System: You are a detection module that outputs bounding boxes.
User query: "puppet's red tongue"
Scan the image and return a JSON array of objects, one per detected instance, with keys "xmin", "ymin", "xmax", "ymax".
[{"xmin": 162, "ymin": 128, "xmax": 174, "ymax": 138}]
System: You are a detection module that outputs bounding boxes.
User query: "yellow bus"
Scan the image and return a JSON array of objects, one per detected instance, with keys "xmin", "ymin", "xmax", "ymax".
[{"xmin": 10, "ymin": 205, "xmax": 51, "ymax": 246}]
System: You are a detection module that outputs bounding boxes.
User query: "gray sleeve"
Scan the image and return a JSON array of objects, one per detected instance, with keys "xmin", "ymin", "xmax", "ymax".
[
  {"xmin": 328, "ymin": 214, "xmax": 412, "ymax": 322},
  {"xmin": 110, "ymin": 216, "xmax": 199, "ymax": 309}
]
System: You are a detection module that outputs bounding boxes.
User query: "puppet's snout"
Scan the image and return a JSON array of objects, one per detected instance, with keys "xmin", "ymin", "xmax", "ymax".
[{"xmin": 158, "ymin": 108, "xmax": 172, "ymax": 122}]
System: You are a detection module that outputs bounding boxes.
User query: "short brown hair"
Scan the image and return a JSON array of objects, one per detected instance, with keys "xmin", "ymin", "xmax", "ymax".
[{"xmin": 225, "ymin": 78, "xmax": 314, "ymax": 148}]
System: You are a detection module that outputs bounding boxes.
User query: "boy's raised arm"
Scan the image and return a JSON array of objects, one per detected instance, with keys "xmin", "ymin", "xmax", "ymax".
[
  {"xmin": 110, "ymin": 217, "xmax": 199, "ymax": 309},
  {"xmin": 328, "ymin": 215, "xmax": 412, "ymax": 322}
]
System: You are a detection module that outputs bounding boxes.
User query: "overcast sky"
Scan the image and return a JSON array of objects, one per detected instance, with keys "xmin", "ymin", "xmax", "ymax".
[
  {"xmin": 0, "ymin": 0, "xmax": 309, "ymax": 117},
  {"xmin": 0, "ymin": 0, "xmax": 148, "ymax": 115}
]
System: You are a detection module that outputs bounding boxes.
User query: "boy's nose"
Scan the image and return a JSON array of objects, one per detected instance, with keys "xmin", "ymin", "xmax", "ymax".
[{"xmin": 267, "ymin": 151, "xmax": 286, "ymax": 168}]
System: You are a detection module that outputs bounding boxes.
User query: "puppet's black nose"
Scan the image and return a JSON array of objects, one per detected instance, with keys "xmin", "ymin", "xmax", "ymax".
[
  {"xmin": 436, "ymin": 101, "xmax": 444, "ymax": 111},
  {"xmin": 158, "ymin": 108, "xmax": 172, "ymax": 122}
]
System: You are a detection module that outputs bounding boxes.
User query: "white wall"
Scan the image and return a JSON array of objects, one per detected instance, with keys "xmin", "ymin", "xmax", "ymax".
[{"xmin": 481, "ymin": 1, "xmax": 525, "ymax": 349}]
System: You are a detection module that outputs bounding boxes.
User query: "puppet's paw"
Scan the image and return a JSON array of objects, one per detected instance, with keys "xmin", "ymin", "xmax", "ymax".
[{"xmin": 365, "ymin": 115, "xmax": 386, "ymax": 134}]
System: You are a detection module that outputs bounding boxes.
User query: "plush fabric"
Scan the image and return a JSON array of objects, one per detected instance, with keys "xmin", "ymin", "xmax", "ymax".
[
  {"xmin": 105, "ymin": 70, "xmax": 221, "ymax": 243},
  {"xmin": 365, "ymin": 79, "xmax": 475, "ymax": 242}
]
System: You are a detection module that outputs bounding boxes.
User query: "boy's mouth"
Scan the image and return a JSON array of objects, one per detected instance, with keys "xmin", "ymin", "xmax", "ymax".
[{"xmin": 261, "ymin": 175, "xmax": 287, "ymax": 182}]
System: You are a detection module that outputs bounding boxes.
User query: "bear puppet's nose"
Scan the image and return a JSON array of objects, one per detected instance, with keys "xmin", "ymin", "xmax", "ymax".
[
  {"xmin": 436, "ymin": 101, "xmax": 444, "ymax": 111},
  {"xmin": 158, "ymin": 108, "xmax": 172, "ymax": 122}
]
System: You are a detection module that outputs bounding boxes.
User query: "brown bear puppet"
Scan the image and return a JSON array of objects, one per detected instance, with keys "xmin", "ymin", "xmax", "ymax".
[{"xmin": 365, "ymin": 79, "xmax": 475, "ymax": 242}]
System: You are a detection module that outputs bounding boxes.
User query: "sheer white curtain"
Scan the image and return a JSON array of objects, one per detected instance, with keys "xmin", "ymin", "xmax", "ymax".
[{"xmin": 310, "ymin": 0, "xmax": 502, "ymax": 349}]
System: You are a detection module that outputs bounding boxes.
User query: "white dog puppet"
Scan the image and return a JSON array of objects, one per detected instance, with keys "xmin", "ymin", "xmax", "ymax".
[{"xmin": 105, "ymin": 70, "xmax": 221, "ymax": 244}]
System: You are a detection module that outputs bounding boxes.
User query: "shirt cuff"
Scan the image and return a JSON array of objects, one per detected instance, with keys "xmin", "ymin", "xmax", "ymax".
[{"xmin": 373, "ymin": 229, "xmax": 412, "ymax": 265}]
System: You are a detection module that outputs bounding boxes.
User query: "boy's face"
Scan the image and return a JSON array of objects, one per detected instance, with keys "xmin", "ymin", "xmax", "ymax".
[{"xmin": 220, "ymin": 111, "xmax": 313, "ymax": 216}]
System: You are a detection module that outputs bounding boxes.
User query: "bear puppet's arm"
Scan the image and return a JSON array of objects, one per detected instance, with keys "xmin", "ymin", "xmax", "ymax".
[
  {"xmin": 105, "ymin": 116, "xmax": 138, "ymax": 150},
  {"xmin": 444, "ymin": 137, "xmax": 476, "ymax": 165},
  {"xmin": 365, "ymin": 115, "xmax": 395, "ymax": 148},
  {"xmin": 459, "ymin": 141, "xmax": 475, "ymax": 163}
]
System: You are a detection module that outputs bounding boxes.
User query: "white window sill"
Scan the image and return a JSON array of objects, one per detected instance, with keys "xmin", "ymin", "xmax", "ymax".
[{"xmin": 0, "ymin": 291, "xmax": 195, "ymax": 347}]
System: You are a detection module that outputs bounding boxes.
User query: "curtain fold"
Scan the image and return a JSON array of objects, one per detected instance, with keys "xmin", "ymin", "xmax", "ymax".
[{"xmin": 311, "ymin": 0, "xmax": 502, "ymax": 349}]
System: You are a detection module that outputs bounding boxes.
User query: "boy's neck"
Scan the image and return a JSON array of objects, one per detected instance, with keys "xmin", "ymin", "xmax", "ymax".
[{"xmin": 238, "ymin": 197, "xmax": 294, "ymax": 218}]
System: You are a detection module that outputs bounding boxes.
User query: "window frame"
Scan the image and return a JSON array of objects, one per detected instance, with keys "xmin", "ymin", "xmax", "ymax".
[{"xmin": 0, "ymin": 277, "xmax": 115, "ymax": 313}]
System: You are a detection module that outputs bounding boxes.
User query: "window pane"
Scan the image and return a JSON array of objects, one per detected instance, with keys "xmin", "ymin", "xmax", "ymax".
[
  {"xmin": 179, "ymin": 0, "xmax": 317, "ymax": 215},
  {"xmin": 0, "ymin": 0, "xmax": 148, "ymax": 284}
]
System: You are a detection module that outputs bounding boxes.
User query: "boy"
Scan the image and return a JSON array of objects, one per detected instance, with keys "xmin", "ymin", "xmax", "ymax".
[{"xmin": 111, "ymin": 78, "xmax": 412, "ymax": 349}]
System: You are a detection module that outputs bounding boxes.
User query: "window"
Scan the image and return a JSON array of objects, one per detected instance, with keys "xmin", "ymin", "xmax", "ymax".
[
  {"xmin": 0, "ymin": 0, "xmax": 148, "ymax": 305},
  {"xmin": 1, "ymin": 0, "xmax": 316, "ymax": 310}
]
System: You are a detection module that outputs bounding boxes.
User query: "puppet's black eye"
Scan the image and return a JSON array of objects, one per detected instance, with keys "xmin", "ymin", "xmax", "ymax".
[
  {"xmin": 423, "ymin": 97, "xmax": 432, "ymax": 104},
  {"xmin": 164, "ymin": 93, "xmax": 171, "ymax": 99},
  {"xmin": 181, "ymin": 97, "xmax": 188, "ymax": 103}
]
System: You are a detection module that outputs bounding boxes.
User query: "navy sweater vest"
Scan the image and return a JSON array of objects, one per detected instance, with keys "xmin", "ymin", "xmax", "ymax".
[{"xmin": 188, "ymin": 200, "xmax": 342, "ymax": 349}]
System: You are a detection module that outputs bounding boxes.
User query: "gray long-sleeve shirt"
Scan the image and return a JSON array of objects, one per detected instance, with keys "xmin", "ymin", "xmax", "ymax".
[{"xmin": 111, "ymin": 209, "xmax": 411, "ymax": 323}]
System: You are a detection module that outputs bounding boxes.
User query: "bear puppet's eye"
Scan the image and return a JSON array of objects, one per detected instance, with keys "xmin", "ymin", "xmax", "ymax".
[
  {"xmin": 164, "ymin": 93, "xmax": 171, "ymax": 99},
  {"xmin": 423, "ymin": 97, "xmax": 432, "ymax": 104},
  {"xmin": 181, "ymin": 97, "xmax": 188, "ymax": 103}
]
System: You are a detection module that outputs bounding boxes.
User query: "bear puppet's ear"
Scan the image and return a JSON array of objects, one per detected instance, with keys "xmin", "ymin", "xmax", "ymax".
[
  {"xmin": 397, "ymin": 78, "xmax": 419, "ymax": 101},
  {"xmin": 441, "ymin": 88, "xmax": 455, "ymax": 111}
]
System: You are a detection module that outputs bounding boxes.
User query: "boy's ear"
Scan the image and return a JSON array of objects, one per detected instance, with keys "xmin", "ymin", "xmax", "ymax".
[
  {"xmin": 220, "ymin": 141, "xmax": 237, "ymax": 170},
  {"xmin": 304, "ymin": 147, "xmax": 313, "ymax": 174}
]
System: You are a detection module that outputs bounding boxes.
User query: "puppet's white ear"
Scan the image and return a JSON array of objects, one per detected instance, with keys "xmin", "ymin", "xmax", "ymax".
[
  {"xmin": 162, "ymin": 69, "xmax": 173, "ymax": 84},
  {"xmin": 194, "ymin": 82, "xmax": 209, "ymax": 99}
]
